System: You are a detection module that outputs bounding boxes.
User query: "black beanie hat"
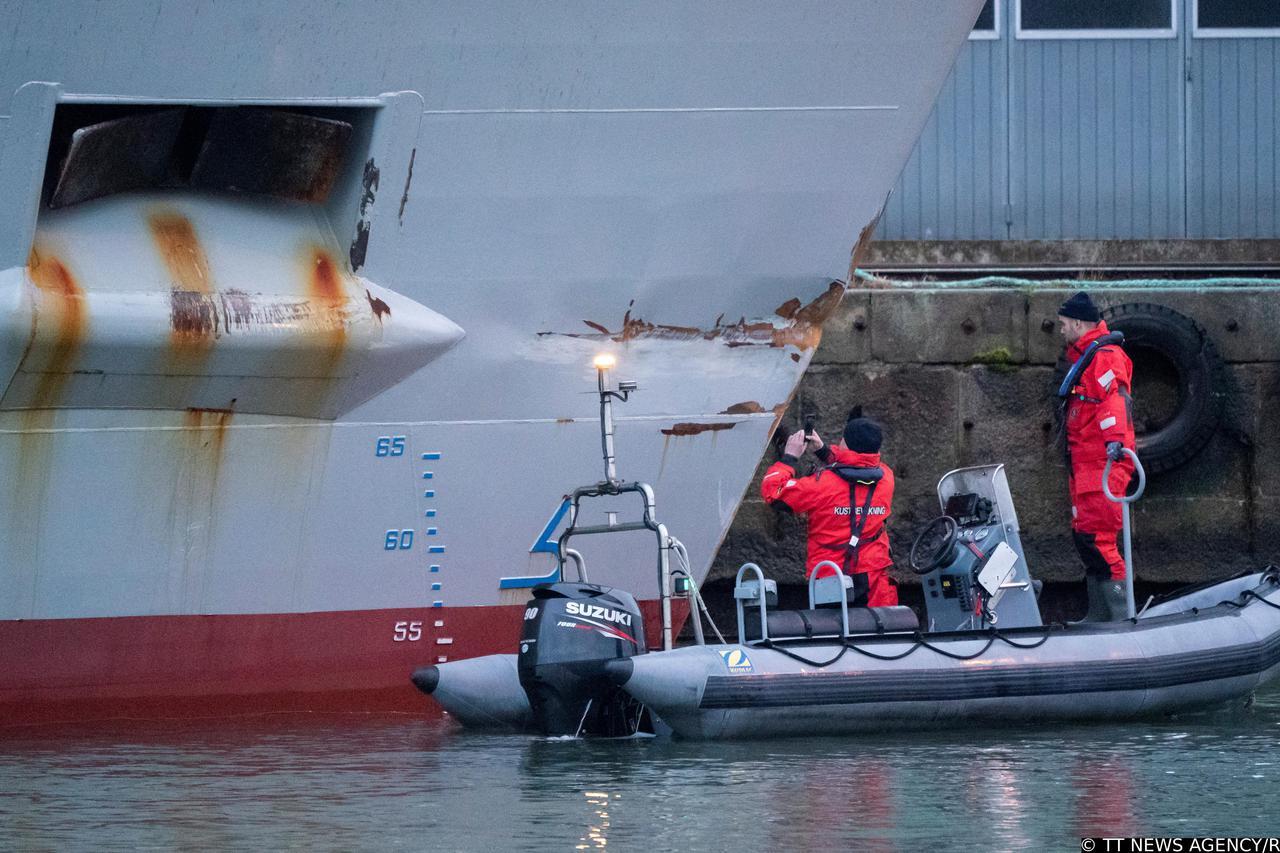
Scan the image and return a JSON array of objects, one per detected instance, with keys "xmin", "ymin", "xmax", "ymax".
[
  {"xmin": 843, "ymin": 417, "xmax": 883, "ymax": 453},
  {"xmin": 1057, "ymin": 291, "xmax": 1100, "ymax": 323}
]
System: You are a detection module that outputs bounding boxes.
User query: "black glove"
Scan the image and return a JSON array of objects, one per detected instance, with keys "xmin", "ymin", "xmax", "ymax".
[{"xmin": 1106, "ymin": 441, "xmax": 1125, "ymax": 462}]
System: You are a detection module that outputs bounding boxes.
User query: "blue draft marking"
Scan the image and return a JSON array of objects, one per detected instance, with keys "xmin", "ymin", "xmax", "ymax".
[
  {"xmin": 424, "ymin": 490, "xmax": 435, "ymax": 499},
  {"xmin": 422, "ymin": 472, "xmax": 434, "ymax": 480},
  {"xmin": 498, "ymin": 498, "xmax": 571, "ymax": 589},
  {"xmin": 530, "ymin": 498, "xmax": 571, "ymax": 555},
  {"xmin": 422, "ymin": 452, "xmax": 442, "ymax": 460},
  {"xmin": 433, "ymin": 600, "xmax": 444, "ymax": 608},
  {"xmin": 499, "ymin": 565, "xmax": 560, "ymax": 590},
  {"xmin": 431, "ymin": 582, "xmax": 442, "ymax": 591},
  {"xmin": 429, "ymin": 565, "xmax": 441, "ymax": 573},
  {"xmin": 428, "ymin": 545, "xmax": 446, "ymax": 554},
  {"xmin": 425, "ymin": 509, "xmax": 437, "ymax": 518},
  {"xmin": 426, "ymin": 527, "xmax": 438, "ymax": 536}
]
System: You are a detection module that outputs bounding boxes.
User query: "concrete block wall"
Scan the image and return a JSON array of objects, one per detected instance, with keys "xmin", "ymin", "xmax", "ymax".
[{"xmin": 710, "ymin": 283, "xmax": 1280, "ymax": 589}]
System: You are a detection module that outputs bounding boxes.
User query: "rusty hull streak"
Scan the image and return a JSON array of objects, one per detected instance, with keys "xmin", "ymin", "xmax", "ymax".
[
  {"xmin": 307, "ymin": 248, "xmax": 352, "ymax": 347},
  {"xmin": 149, "ymin": 210, "xmax": 222, "ymax": 380},
  {"xmin": 172, "ymin": 408, "xmax": 234, "ymax": 601},
  {"xmin": 660, "ymin": 422, "xmax": 736, "ymax": 437},
  {"xmin": 183, "ymin": 407, "xmax": 234, "ymax": 469},
  {"xmin": 309, "ymin": 249, "xmax": 349, "ymax": 321},
  {"xmin": 15, "ymin": 249, "xmax": 88, "ymax": 586},
  {"xmin": 302, "ymin": 246, "xmax": 353, "ymax": 402},
  {"xmin": 720, "ymin": 401, "xmax": 765, "ymax": 415},
  {"xmin": 150, "ymin": 212, "xmax": 213, "ymax": 296},
  {"xmin": 541, "ymin": 282, "xmax": 846, "ymax": 352},
  {"xmin": 25, "ymin": 247, "xmax": 87, "ymax": 409}
]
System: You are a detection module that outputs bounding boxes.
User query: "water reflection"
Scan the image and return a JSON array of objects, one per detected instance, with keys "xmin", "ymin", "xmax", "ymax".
[
  {"xmin": 577, "ymin": 790, "xmax": 614, "ymax": 849},
  {"xmin": 1072, "ymin": 753, "xmax": 1140, "ymax": 839},
  {"xmin": 0, "ymin": 693, "xmax": 1277, "ymax": 850},
  {"xmin": 764, "ymin": 755, "xmax": 894, "ymax": 852},
  {"xmin": 963, "ymin": 752, "xmax": 1033, "ymax": 849}
]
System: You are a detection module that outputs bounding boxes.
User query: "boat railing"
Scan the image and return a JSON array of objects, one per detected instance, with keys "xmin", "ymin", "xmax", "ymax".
[
  {"xmin": 807, "ymin": 560, "xmax": 851, "ymax": 637},
  {"xmin": 734, "ymin": 563, "xmax": 777, "ymax": 645},
  {"xmin": 556, "ymin": 481, "xmax": 678, "ymax": 650},
  {"xmin": 562, "ymin": 548, "xmax": 587, "ymax": 582}
]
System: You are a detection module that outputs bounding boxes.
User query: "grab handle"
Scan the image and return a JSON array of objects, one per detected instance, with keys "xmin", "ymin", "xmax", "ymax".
[
  {"xmin": 1102, "ymin": 448, "xmax": 1145, "ymax": 620},
  {"xmin": 807, "ymin": 560, "xmax": 850, "ymax": 638},
  {"xmin": 1102, "ymin": 448, "xmax": 1145, "ymax": 503}
]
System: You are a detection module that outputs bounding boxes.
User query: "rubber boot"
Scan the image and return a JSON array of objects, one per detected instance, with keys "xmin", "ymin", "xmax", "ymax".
[
  {"xmin": 1071, "ymin": 577, "xmax": 1109, "ymax": 624},
  {"xmin": 1101, "ymin": 580, "xmax": 1129, "ymax": 622}
]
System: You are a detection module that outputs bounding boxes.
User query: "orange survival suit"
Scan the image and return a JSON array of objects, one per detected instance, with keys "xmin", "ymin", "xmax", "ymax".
[
  {"xmin": 760, "ymin": 445, "xmax": 897, "ymax": 607},
  {"xmin": 1063, "ymin": 321, "xmax": 1136, "ymax": 581}
]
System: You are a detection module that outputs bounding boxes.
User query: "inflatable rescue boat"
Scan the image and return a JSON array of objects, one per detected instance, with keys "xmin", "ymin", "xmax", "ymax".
[{"xmin": 411, "ymin": 364, "xmax": 1280, "ymax": 739}]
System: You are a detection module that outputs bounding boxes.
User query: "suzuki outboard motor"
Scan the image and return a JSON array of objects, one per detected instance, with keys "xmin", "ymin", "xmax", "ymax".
[{"xmin": 518, "ymin": 582, "xmax": 646, "ymax": 736}]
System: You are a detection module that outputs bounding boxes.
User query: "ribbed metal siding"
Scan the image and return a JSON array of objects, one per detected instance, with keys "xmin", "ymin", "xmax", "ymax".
[
  {"xmin": 1010, "ymin": 39, "xmax": 1184, "ymax": 239},
  {"xmin": 1188, "ymin": 38, "xmax": 1280, "ymax": 238},
  {"xmin": 880, "ymin": 0, "xmax": 1280, "ymax": 242},
  {"xmin": 878, "ymin": 40, "xmax": 1007, "ymax": 240}
]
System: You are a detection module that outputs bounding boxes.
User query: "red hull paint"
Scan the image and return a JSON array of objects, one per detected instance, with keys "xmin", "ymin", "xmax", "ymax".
[{"xmin": 0, "ymin": 600, "xmax": 683, "ymax": 728}]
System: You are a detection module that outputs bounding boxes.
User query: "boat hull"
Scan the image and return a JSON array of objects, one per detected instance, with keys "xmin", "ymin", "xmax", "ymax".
[
  {"xmin": 0, "ymin": 599, "xmax": 681, "ymax": 727},
  {"xmin": 614, "ymin": 574, "xmax": 1280, "ymax": 739}
]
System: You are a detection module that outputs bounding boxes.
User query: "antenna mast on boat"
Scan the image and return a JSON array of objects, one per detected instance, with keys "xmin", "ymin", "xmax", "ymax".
[{"xmin": 593, "ymin": 353, "xmax": 635, "ymax": 486}]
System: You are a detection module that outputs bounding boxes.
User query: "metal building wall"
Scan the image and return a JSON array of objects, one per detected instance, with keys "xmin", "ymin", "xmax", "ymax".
[
  {"xmin": 1188, "ymin": 38, "xmax": 1280, "ymax": 237},
  {"xmin": 877, "ymin": 39, "xmax": 1007, "ymax": 239},
  {"xmin": 1010, "ymin": 39, "xmax": 1184, "ymax": 238},
  {"xmin": 878, "ymin": 0, "xmax": 1280, "ymax": 241}
]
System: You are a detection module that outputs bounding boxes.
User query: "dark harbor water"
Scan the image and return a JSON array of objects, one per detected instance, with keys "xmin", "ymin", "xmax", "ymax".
[{"xmin": 3, "ymin": 690, "xmax": 1279, "ymax": 851}]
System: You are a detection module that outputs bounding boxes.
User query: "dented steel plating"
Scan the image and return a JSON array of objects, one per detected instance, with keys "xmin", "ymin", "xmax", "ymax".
[
  {"xmin": 540, "ymin": 281, "xmax": 846, "ymax": 352},
  {"xmin": 0, "ymin": 193, "xmax": 464, "ymax": 418}
]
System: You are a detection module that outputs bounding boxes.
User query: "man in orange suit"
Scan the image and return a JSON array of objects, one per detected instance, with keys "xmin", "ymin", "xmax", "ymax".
[
  {"xmin": 1057, "ymin": 291, "xmax": 1136, "ymax": 621},
  {"xmin": 761, "ymin": 412, "xmax": 897, "ymax": 607}
]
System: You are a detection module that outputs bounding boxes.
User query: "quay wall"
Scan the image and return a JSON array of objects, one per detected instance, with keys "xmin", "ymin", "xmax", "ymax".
[{"xmin": 709, "ymin": 281, "xmax": 1280, "ymax": 591}]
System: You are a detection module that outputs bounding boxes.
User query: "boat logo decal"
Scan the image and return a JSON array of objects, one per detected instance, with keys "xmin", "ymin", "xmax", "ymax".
[
  {"xmin": 565, "ymin": 601, "xmax": 633, "ymax": 626},
  {"xmin": 719, "ymin": 648, "xmax": 754, "ymax": 674},
  {"xmin": 556, "ymin": 615, "xmax": 637, "ymax": 645}
]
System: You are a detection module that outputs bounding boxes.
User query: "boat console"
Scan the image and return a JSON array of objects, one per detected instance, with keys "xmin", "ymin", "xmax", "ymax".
[{"xmin": 911, "ymin": 464, "xmax": 1042, "ymax": 631}]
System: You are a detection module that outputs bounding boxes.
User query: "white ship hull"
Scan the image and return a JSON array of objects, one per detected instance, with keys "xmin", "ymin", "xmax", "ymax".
[{"xmin": 0, "ymin": 0, "xmax": 983, "ymax": 723}]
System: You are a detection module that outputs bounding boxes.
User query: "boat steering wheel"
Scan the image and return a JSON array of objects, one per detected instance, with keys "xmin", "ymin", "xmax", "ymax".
[{"xmin": 909, "ymin": 516, "xmax": 959, "ymax": 575}]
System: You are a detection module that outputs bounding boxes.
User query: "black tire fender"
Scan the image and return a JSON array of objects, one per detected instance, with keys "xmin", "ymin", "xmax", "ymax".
[{"xmin": 1100, "ymin": 302, "xmax": 1227, "ymax": 475}]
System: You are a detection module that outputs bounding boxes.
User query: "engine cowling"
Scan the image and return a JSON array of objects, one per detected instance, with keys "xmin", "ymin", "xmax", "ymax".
[{"xmin": 516, "ymin": 582, "xmax": 646, "ymax": 736}]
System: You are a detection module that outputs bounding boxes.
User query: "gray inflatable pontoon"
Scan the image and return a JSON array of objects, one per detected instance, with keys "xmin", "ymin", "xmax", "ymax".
[
  {"xmin": 606, "ymin": 569, "xmax": 1280, "ymax": 739},
  {"xmin": 413, "ymin": 375, "xmax": 1280, "ymax": 739}
]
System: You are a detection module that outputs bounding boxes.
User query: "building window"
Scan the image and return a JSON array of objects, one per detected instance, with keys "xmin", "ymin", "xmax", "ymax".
[
  {"xmin": 1016, "ymin": 0, "xmax": 1177, "ymax": 39},
  {"xmin": 1194, "ymin": 0, "xmax": 1280, "ymax": 37},
  {"xmin": 970, "ymin": 0, "xmax": 1000, "ymax": 40}
]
